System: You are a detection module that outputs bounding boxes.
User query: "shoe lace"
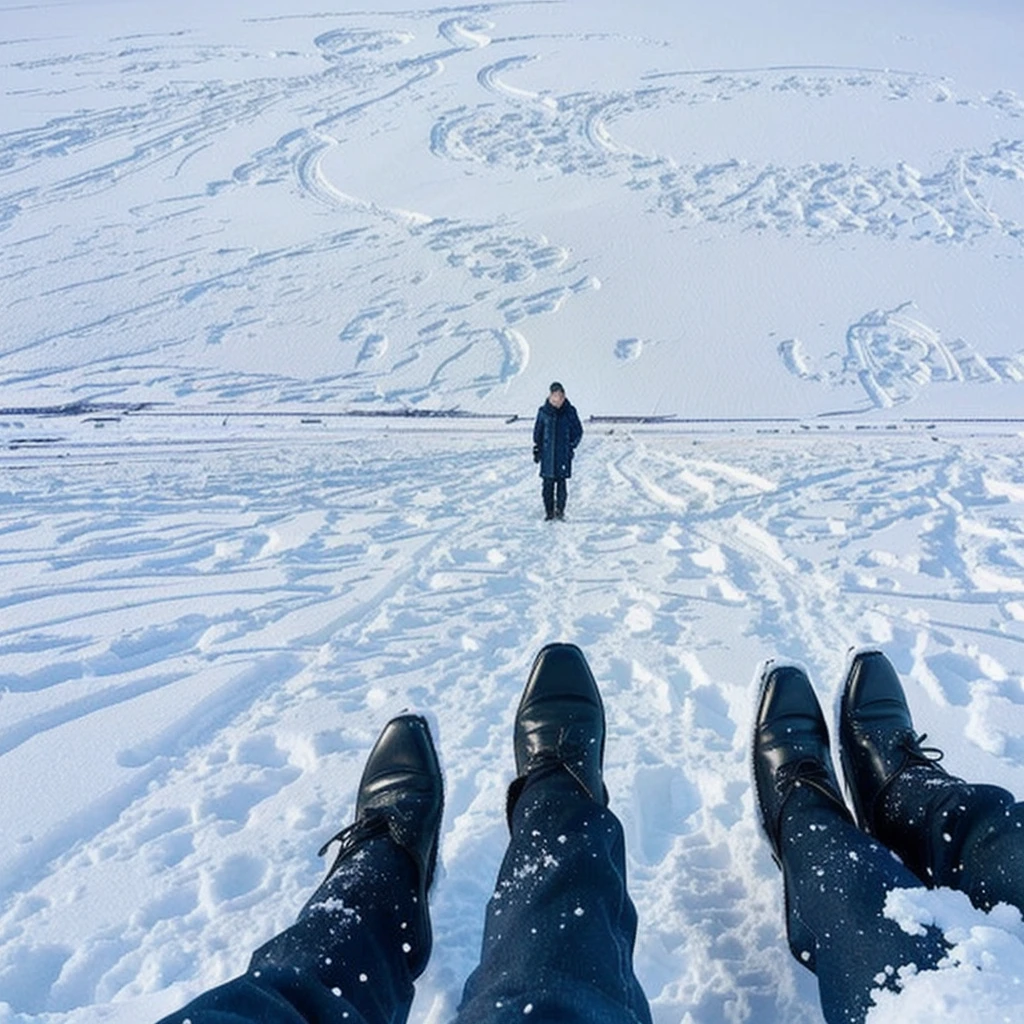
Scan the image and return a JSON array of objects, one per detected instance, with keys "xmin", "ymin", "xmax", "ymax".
[
  {"xmin": 524, "ymin": 736, "xmax": 598, "ymax": 802},
  {"xmin": 775, "ymin": 757, "xmax": 839, "ymax": 799},
  {"xmin": 764, "ymin": 757, "xmax": 847, "ymax": 862},
  {"xmin": 867, "ymin": 732, "xmax": 953, "ymax": 838},
  {"xmin": 896, "ymin": 732, "xmax": 947, "ymax": 774},
  {"xmin": 317, "ymin": 810, "xmax": 390, "ymax": 860}
]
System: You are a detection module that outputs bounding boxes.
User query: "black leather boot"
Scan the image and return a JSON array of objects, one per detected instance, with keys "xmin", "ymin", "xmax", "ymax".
[
  {"xmin": 314, "ymin": 714, "xmax": 443, "ymax": 976},
  {"xmin": 753, "ymin": 662, "xmax": 853, "ymax": 972},
  {"xmin": 506, "ymin": 643, "xmax": 608, "ymax": 823},
  {"xmin": 753, "ymin": 662, "xmax": 851, "ymax": 864},
  {"xmin": 839, "ymin": 649, "xmax": 1012, "ymax": 888}
]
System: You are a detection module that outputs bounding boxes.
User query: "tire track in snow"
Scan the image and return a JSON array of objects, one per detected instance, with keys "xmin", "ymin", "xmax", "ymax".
[
  {"xmin": 297, "ymin": 136, "xmax": 434, "ymax": 226},
  {"xmin": 610, "ymin": 442, "xmax": 859, "ymax": 661},
  {"xmin": 477, "ymin": 54, "xmax": 558, "ymax": 111},
  {"xmin": 1, "ymin": 13, "xmax": 598, "ymax": 409},
  {"xmin": 439, "ymin": 17, "xmax": 493, "ymax": 50}
]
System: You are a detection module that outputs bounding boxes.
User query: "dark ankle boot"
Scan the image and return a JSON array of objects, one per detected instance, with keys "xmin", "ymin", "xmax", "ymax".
[
  {"xmin": 753, "ymin": 663, "xmax": 851, "ymax": 863},
  {"xmin": 313, "ymin": 714, "xmax": 443, "ymax": 976},
  {"xmin": 839, "ymin": 649, "xmax": 1013, "ymax": 888},
  {"xmin": 506, "ymin": 643, "xmax": 608, "ymax": 824},
  {"xmin": 753, "ymin": 662, "xmax": 853, "ymax": 971}
]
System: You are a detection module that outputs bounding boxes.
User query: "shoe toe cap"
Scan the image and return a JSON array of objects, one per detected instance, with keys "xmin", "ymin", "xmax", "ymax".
[
  {"xmin": 357, "ymin": 715, "xmax": 443, "ymax": 814},
  {"xmin": 513, "ymin": 644, "xmax": 606, "ymax": 791},
  {"xmin": 521, "ymin": 643, "xmax": 602, "ymax": 707},
  {"xmin": 842, "ymin": 651, "xmax": 914, "ymax": 733},
  {"xmin": 755, "ymin": 665, "xmax": 827, "ymax": 760}
]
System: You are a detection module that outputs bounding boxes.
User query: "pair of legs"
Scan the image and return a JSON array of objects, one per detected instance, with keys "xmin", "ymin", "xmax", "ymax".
[
  {"xmin": 156, "ymin": 644, "xmax": 651, "ymax": 1024},
  {"xmin": 753, "ymin": 650, "xmax": 1024, "ymax": 1023},
  {"xmin": 541, "ymin": 476, "xmax": 567, "ymax": 520}
]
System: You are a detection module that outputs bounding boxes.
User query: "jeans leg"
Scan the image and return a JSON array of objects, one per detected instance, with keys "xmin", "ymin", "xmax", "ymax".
[
  {"xmin": 156, "ymin": 837, "xmax": 419, "ymax": 1024},
  {"xmin": 879, "ymin": 770, "xmax": 1024, "ymax": 914},
  {"xmin": 455, "ymin": 770, "xmax": 652, "ymax": 1024},
  {"xmin": 778, "ymin": 787, "xmax": 947, "ymax": 1024},
  {"xmin": 541, "ymin": 479, "xmax": 555, "ymax": 517},
  {"xmin": 555, "ymin": 478, "xmax": 567, "ymax": 516},
  {"xmin": 958, "ymin": 800, "xmax": 1024, "ymax": 911}
]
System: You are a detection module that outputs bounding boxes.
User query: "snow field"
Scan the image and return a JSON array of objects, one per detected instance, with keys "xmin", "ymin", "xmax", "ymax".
[
  {"xmin": 3, "ymin": 0, "xmax": 1024, "ymax": 1019},
  {"xmin": 3, "ymin": 2, "xmax": 1024, "ymax": 418},
  {"xmin": 1, "ymin": 422, "xmax": 1023, "ymax": 1022}
]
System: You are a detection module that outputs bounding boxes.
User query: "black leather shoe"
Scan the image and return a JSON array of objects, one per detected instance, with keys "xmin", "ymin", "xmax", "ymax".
[
  {"xmin": 316, "ymin": 714, "xmax": 443, "ymax": 974},
  {"xmin": 506, "ymin": 643, "xmax": 607, "ymax": 822},
  {"xmin": 837, "ymin": 649, "xmax": 982, "ymax": 886},
  {"xmin": 838, "ymin": 650, "xmax": 953, "ymax": 838},
  {"xmin": 753, "ymin": 662, "xmax": 850, "ymax": 864},
  {"xmin": 840, "ymin": 650, "xmax": 1020, "ymax": 896}
]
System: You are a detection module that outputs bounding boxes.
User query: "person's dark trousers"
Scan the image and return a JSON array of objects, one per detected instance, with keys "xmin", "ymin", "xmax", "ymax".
[
  {"xmin": 779, "ymin": 787, "xmax": 947, "ymax": 1024},
  {"xmin": 154, "ymin": 836, "xmax": 420, "ymax": 1024},
  {"xmin": 541, "ymin": 477, "xmax": 567, "ymax": 519},
  {"xmin": 455, "ymin": 769, "xmax": 652, "ymax": 1024},
  {"xmin": 878, "ymin": 770, "xmax": 1024, "ymax": 914}
]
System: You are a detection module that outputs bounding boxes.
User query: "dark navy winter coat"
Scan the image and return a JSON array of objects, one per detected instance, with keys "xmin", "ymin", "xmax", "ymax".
[{"xmin": 533, "ymin": 398, "xmax": 583, "ymax": 479}]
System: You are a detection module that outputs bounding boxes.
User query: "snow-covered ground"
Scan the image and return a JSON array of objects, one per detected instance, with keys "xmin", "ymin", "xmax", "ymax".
[{"xmin": 1, "ymin": 2, "xmax": 1023, "ymax": 1022}]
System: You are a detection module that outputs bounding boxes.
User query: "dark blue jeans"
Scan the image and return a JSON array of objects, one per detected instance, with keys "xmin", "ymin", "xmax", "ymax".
[
  {"xmin": 155, "ymin": 835, "xmax": 421, "ymax": 1024},
  {"xmin": 156, "ymin": 771, "xmax": 651, "ymax": 1024},
  {"xmin": 875, "ymin": 769, "xmax": 1024, "ymax": 914},
  {"xmin": 456, "ymin": 769, "xmax": 652, "ymax": 1023},
  {"xmin": 779, "ymin": 787, "xmax": 946, "ymax": 1024},
  {"xmin": 781, "ymin": 778, "xmax": 1024, "ymax": 1024}
]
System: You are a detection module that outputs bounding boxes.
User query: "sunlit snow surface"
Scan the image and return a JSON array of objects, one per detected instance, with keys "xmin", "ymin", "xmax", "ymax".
[{"xmin": 1, "ymin": 2, "xmax": 1024, "ymax": 1022}]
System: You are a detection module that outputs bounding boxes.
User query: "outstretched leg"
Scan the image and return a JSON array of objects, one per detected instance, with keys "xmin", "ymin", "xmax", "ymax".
[
  {"xmin": 777, "ymin": 786, "xmax": 947, "ymax": 1024},
  {"xmin": 753, "ymin": 664, "xmax": 947, "ymax": 1024},
  {"xmin": 156, "ymin": 715, "xmax": 443, "ymax": 1024},
  {"xmin": 840, "ymin": 650, "xmax": 1024, "ymax": 913},
  {"xmin": 456, "ymin": 644, "xmax": 652, "ymax": 1024}
]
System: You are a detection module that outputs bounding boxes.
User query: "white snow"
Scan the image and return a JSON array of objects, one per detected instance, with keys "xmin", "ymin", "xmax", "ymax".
[{"xmin": 1, "ymin": 1, "xmax": 1024, "ymax": 1022}]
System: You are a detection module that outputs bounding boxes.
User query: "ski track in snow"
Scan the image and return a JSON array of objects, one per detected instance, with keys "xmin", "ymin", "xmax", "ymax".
[{"xmin": 1, "ymin": 425, "xmax": 1023, "ymax": 1022}]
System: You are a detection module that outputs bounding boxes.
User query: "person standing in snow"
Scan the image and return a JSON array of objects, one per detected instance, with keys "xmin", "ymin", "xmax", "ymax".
[
  {"xmin": 533, "ymin": 381, "xmax": 583, "ymax": 521},
  {"xmin": 753, "ymin": 649, "xmax": 1024, "ymax": 1023},
  {"xmin": 154, "ymin": 643, "xmax": 652, "ymax": 1024}
]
